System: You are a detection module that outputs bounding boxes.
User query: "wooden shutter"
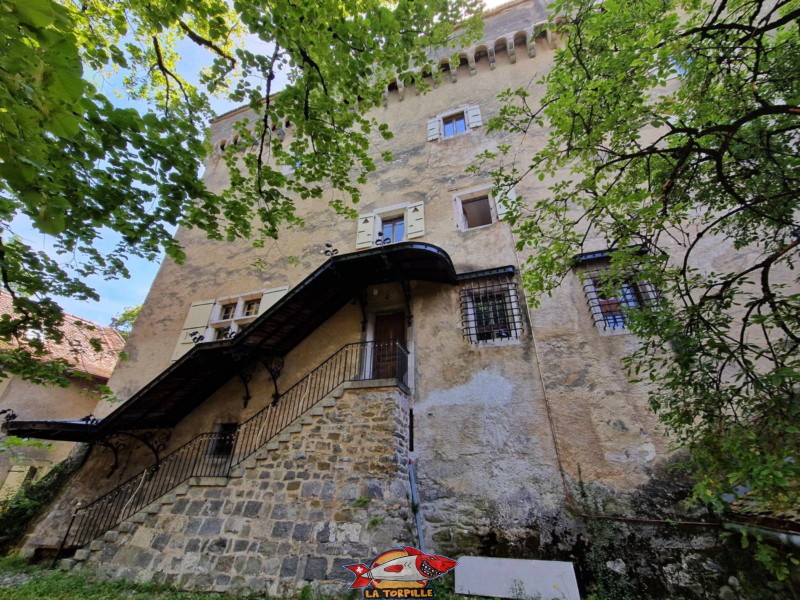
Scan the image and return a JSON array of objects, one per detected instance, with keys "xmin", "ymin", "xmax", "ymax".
[
  {"xmin": 426, "ymin": 118, "xmax": 440, "ymax": 141},
  {"xmin": 466, "ymin": 105, "xmax": 483, "ymax": 128},
  {"xmin": 406, "ymin": 202, "xmax": 425, "ymax": 239},
  {"xmin": 356, "ymin": 214, "xmax": 376, "ymax": 249},
  {"xmin": 171, "ymin": 299, "xmax": 215, "ymax": 361},
  {"xmin": 258, "ymin": 286, "xmax": 289, "ymax": 315},
  {"xmin": 494, "ymin": 186, "xmax": 516, "ymax": 220}
]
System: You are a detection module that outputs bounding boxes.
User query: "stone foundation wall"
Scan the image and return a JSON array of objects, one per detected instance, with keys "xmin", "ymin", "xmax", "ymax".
[{"xmin": 64, "ymin": 384, "xmax": 414, "ymax": 596}]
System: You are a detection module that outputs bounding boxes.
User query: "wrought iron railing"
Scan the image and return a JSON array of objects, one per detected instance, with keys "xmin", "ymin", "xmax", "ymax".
[{"xmin": 61, "ymin": 340, "xmax": 408, "ymax": 550}]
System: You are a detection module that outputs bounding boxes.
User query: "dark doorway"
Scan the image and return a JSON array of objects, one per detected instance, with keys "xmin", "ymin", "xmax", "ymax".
[{"xmin": 373, "ymin": 312, "xmax": 406, "ymax": 378}]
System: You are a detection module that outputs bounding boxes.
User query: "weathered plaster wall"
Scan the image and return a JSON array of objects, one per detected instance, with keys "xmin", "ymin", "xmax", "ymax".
[
  {"xmin": 76, "ymin": 0, "xmax": 668, "ymax": 557},
  {"xmin": 0, "ymin": 375, "xmax": 102, "ymax": 494},
  {"xmin": 64, "ymin": 386, "xmax": 413, "ymax": 596},
  {"xmin": 102, "ymin": 0, "xmax": 554, "ymax": 408}
]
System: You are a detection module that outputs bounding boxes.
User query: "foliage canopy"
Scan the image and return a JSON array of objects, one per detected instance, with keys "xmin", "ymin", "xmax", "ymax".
[
  {"xmin": 487, "ymin": 0, "xmax": 799, "ymax": 511},
  {"xmin": 0, "ymin": 0, "xmax": 481, "ymax": 384}
]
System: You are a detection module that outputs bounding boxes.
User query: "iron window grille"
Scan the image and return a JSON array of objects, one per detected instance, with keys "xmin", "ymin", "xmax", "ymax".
[
  {"xmin": 208, "ymin": 423, "xmax": 238, "ymax": 457},
  {"xmin": 459, "ymin": 275, "xmax": 523, "ymax": 343},
  {"xmin": 579, "ymin": 259, "xmax": 658, "ymax": 331}
]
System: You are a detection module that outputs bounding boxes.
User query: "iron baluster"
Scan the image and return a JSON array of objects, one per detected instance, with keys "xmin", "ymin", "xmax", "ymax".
[{"xmin": 66, "ymin": 341, "xmax": 410, "ymax": 548}]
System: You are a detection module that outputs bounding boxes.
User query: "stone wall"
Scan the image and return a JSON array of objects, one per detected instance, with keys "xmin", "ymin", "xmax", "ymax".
[{"xmin": 64, "ymin": 384, "xmax": 414, "ymax": 596}]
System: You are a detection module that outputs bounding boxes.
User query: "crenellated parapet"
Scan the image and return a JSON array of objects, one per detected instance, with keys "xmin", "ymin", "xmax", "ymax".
[
  {"xmin": 208, "ymin": 0, "xmax": 557, "ymax": 154},
  {"xmin": 382, "ymin": 18, "xmax": 555, "ymax": 105}
]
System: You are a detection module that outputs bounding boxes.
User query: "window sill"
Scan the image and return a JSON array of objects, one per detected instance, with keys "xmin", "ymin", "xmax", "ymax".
[
  {"xmin": 440, "ymin": 130, "xmax": 472, "ymax": 141},
  {"xmin": 469, "ymin": 337, "xmax": 522, "ymax": 347},
  {"xmin": 596, "ymin": 326, "xmax": 634, "ymax": 337},
  {"xmin": 461, "ymin": 222, "xmax": 496, "ymax": 232}
]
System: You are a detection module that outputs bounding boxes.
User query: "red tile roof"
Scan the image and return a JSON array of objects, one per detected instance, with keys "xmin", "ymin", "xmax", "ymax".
[{"xmin": 0, "ymin": 292, "xmax": 125, "ymax": 381}]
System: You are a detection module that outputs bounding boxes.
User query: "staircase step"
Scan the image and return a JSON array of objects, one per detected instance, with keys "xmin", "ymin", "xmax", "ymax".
[
  {"xmin": 67, "ymin": 342, "xmax": 404, "ymax": 551},
  {"xmin": 187, "ymin": 476, "xmax": 228, "ymax": 487}
]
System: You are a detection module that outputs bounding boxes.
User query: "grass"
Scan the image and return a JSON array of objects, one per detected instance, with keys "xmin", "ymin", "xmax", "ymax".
[
  {"xmin": 0, "ymin": 556, "xmax": 491, "ymax": 600},
  {"xmin": 0, "ymin": 556, "xmax": 257, "ymax": 600}
]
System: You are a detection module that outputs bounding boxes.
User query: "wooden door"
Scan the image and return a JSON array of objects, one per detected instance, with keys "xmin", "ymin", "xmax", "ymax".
[{"xmin": 373, "ymin": 312, "xmax": 406, "ymax": 378}]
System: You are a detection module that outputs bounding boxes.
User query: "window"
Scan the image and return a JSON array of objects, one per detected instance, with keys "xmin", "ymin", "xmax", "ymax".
[
  {"xmin": 427, "ymin": 105, "xmax": 482, "ymax": 141},
  {"xmin": 220, "ymin": 303, "xmax": 236, "ymax": 320},
  {"xmin": 461, "ymin": 195, "xmax": 493, "ymax": 229},
  {"xmin": 379, "ymin": 217, "xmax": 405, "ymax": 244},
  {"xmin": 171, "ymin": 286, "xmax": 290, "ymax": 361},
  {"xmin": 214, "ymin": 326, "xmax": 234, "ymax": 341},
  {"xmin": 453, "ymin": 186, "xmax": 515, "ymax": 231},
  {"xmin": 576, "ymin": 252, "xmax": 657, "ymax": 332},
  {"xmin": 442, "ymin": 112, "xmax": 467, "ymax": 138},
  {"xmin": 355, "ymin": 202, "xmax": 425, "ymax": 249},
  {"xmin": 460, "ymin": 276, "xmax": 523, "ymax": 344},
  {"xmin": 208, "ymin": 423, "xmax": 238, "ymax": 458},
  {"xmin": 243, "ymin": 299, "xmax": 261, "ymax": 317}
]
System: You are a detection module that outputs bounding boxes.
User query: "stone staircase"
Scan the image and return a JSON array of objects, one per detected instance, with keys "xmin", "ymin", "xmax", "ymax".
[
  {"xmin": 58, "ymin": 384, "xmax": 413, "ymax": 597},
  {"xmin": 57, "ymin": 341, "xmax": 409, "ymax": 553}
]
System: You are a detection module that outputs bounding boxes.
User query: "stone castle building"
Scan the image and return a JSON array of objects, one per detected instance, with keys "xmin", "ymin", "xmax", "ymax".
[{"xmin": 3, "ymin": 1, "xmax": 780, "ymax": 597}]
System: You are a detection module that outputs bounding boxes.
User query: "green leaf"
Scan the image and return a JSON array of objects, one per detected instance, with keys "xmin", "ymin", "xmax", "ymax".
[{"xmin": 14, "ymin": 0, "xmax": 56, "ymax": 28}]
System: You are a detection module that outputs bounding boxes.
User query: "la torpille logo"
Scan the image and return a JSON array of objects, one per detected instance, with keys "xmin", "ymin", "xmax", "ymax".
[{"xmin": 343, "ymin": 546, "xmax": 458, "ymax": 598}]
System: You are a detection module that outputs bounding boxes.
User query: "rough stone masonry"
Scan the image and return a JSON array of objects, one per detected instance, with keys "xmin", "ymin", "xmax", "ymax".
[{"xmin": 67, "ymin": 386, "xmax": 414, "ymax": 596}]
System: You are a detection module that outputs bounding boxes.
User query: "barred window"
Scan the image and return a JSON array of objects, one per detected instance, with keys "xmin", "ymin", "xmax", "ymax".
[
  {"xmin": 208, "ymin": 423, "xmax": 238, "ymax": 457},
  {"xmin": 460, "ymin": 276, "xmax": 523, "ymax": 343},
  {"xmin": 579, "ymin": 257, "xmax": 657, "ymax": 331}
]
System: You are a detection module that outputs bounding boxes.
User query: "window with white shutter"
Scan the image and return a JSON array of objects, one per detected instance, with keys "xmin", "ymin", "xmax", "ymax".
[
  {"xmin": 426, "ymin": 105, "xmax": 482, "ymax": 141},
  {"xmin": 171, "ymin": 286, "xmax": 289, "ymax": 360},
  {"xmin": 171, "ymin": 299, "xmax": 215, "ymax": 361},
  {"xmin": 354, "ymin": 202, "xmax": 425, "ymax": 249},
  {"xmin": 406, "ymin": 202, "xmax": 425, "ymax": 239}
]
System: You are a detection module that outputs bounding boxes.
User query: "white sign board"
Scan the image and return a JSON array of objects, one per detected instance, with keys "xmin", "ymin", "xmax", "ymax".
[{"xmin": 455, "ymin": 556, "xmax": 580, "ymax": 600}]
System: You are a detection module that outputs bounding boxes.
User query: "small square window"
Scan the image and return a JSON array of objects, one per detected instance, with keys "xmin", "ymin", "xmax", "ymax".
[
  {"xmin": 577, "ymin": 254, "xmax": 657, "ymax": 332},
  {"xmin": 427, "ymin": 105, "xmax": 482, "ymax": 142},
  {"xmin": 473, "ymin": 293, "xmax": 512, "ymax": 341},
  {"xmin": 460, "ymin": 276, "xmax": 523, "ymax": 344},
  {"xmin": 243, "ymin": 299, "xmax": 260, "ymax": 317},
  {"xmin": 454, "ymin": 186, "xmax": 514, "ymax": 231},
  {"xmin": 592, "ymin": 280, "xmax": 643, "ymax": 329},
  {"xmin": 220, "ymin": 303, "xmax": 236, "ymax": 320},
  {"xmin": 214, "ymin": 326, "xmax": 234, "ymax": 341},
  {"xmin": 208, "ymin": 423, "xmax": 238, "ymax": 457},
  {"xmin": 461, "ymin": 196, "xmax": 493, "ymax": 229},
  {"xmin": 442, "ymin": 112, "xmax": 467, "ymax": 139},
  {"xmin": 378, "ymin": 217, "xmax": 405, "ymax": 244},
  {"xmin": 356, "ymin": 203, "xmax": 424, "ymax": 249}
]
